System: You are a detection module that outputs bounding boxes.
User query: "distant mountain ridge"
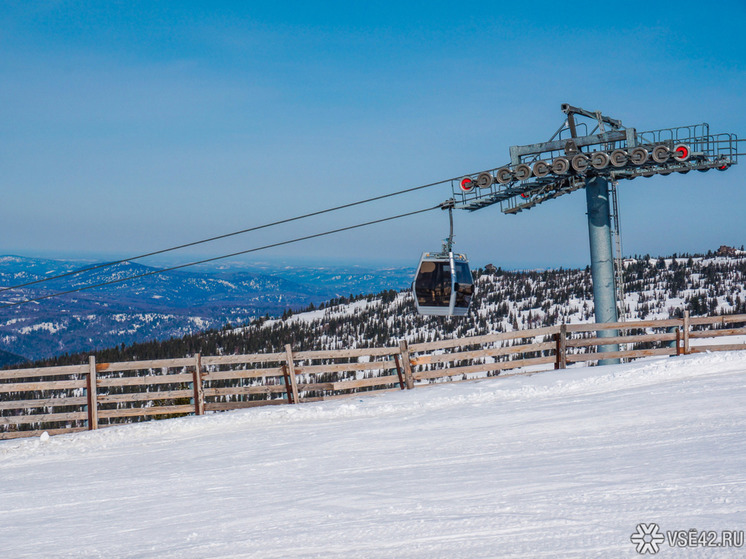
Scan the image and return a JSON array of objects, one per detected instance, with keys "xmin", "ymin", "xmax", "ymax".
[{"xmin": 0, "ymin": 255, "xmax": 414, "ymax": 361}]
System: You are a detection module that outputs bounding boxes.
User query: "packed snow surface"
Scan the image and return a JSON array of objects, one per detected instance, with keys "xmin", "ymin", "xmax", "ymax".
[{"xmin": 1, "ymin": 352, "xmax": 745, "ymax": 558}]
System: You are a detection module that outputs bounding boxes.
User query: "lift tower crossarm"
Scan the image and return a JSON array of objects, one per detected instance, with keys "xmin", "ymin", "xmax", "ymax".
[
  {"xmin": 509, "ymin": 130, "xmax": 635, "ymax": 166},
  {"xmin": 453, "ymin": 106, "xmax": 738, "ymax": 214}
]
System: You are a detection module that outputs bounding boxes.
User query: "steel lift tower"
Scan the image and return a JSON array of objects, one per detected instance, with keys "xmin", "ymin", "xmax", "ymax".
[{"xmin": 451, "ymin": 104, "xmax": 742, "ymax": 365}]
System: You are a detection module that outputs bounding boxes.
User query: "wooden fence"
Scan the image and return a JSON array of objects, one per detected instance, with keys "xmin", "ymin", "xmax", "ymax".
[{"xmin": 2, "ymin": 312, "xmax": 745, "ymax": 440}]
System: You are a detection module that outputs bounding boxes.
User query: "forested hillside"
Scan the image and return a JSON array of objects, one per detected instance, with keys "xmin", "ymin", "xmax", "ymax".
[{"xmin": 28, "ymin": 250, "xmax": 746, "ymax": 368}]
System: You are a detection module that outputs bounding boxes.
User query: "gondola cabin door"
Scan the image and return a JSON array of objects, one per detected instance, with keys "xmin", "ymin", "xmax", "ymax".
[{"xmin": 413, "ymin": 251, "xmax": 474, "ymax": 316}]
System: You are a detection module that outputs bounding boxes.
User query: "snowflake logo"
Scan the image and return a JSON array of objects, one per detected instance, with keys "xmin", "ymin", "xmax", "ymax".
[{"xmin": 630, "ymin": 523, "xmax": 665, "ymax": 554}]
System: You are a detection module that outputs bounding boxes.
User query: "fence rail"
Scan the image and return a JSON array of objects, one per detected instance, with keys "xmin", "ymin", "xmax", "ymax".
[{"xmin": 2, "ymin": 312, "xmax": 745, "ymax": 440}]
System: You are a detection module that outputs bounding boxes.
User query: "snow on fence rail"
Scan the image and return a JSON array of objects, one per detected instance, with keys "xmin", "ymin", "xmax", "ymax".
[{"xmin": 2, "ymin": 312, "xmax": 745, "ymax": 440}]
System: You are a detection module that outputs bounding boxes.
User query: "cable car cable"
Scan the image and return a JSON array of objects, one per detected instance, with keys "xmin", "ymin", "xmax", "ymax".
[
  {"xmin": 0, "ymin": 178, "xmax": 453, "ymax": 295},
  {"xmin": 0, "ymin": 205, "xmax": 440, "ymax": 309}
]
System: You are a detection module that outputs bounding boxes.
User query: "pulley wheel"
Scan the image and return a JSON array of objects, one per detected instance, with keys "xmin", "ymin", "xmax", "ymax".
[
  {"xmin": 551, "ymin": 157, "xmax": 570, "ymax": 175},
  {"xmin": 652, "ymin": 145, "xmax": 670, "ymax": 164},
  {"xmin": 590, "ymin": 151, "xmax": 610, "ymax": 170},
  {"xmin": 514, "ymin": 164, "xmax": 532, "ymax": 181},
  {"xmin": 629, "ymin": 147, "xmax": 649, "ymax": 166},
  {"xmin": 532, "ymin": 161, "xmax": 550, "ymax": 178},
  {"xmin": 610, "ymin": 149, "xmax": 628, "ymax": 167},
  {"xmin": 571, "ymin": 154, "xmax": 589, "ymax": 173},
  {"xmin": 476, "ymin": 172, "xmax": 494, "ymax": 189},
  {"xmin": 496, "ymin": 167, "xmax": 514, "ymax": 184}
]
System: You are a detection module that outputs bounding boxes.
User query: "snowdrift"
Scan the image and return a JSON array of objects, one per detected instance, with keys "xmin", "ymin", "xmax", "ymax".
[{"xmin": 1, "ymin": 351, "xmax": 745, "ymax": 558}]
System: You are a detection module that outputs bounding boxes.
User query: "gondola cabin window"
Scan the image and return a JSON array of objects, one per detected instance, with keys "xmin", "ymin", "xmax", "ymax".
[{"xmin": 415, "ymin": 260, "xmax": 451, "ymax": 307}]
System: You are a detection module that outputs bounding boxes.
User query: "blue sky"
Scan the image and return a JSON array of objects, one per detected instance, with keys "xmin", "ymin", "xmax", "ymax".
[{"xmin": 2, "ymin": 0, "xmax": 745, "ymax": 270}]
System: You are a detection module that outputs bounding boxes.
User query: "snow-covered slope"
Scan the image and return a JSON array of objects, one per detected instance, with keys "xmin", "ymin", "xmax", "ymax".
[
  {"xmin": 217, "ymin": 253, "xmax": 746, "ymax": 354},
  {"xmin": 2, "ymin": 351, "xmax": 744, "ymax": 558}
]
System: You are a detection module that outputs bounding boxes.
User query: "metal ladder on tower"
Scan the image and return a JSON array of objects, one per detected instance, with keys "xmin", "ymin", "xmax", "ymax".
[
  {"xmin": 609, "ymin": 179, "xmax": 626, "ymax": 322},
  {"xmin": 609, "ymin": 179, "xmax": 628, "ymax": 361}
]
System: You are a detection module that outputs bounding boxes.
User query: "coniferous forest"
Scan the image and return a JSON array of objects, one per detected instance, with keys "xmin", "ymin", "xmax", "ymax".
[{"xmin": 25, "ymin": 250, "xmax": 746, "ymax": 369}]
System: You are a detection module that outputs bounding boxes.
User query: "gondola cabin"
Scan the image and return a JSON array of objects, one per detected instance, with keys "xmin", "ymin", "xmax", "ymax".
[{"xmin": 413, "ymin": 251, "xmax": 474, "ymax": 316}]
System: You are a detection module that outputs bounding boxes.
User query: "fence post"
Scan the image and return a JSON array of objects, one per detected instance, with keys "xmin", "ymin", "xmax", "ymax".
[
  {"xmin": 676, "ymin": 327, "xmax": 682, "ymax": 356},
  {"xmin": 392, "ymin": 354, "xmax": 406, "ymax": 390},
  {"xmin": 398, "ymin": 340, "xmax": 415, "ymax": 389},
  {"xmin": 683, "ymin": 311, "xmax": 691, "ymax": 354},
  {"xmin": 284, "ymin": 344, "xmax": 300, "ymax": 404},
  {"xmin": 282, "ymin": 366, "xmax": 292, "ymax": 403},
  {"xmin": 192, "ymin": 353, "xmax": 205, "ymax": 415},
  {"xmin": 554, "ymin": 324, "xmax": 567, "ymax": 369},
  {"xmin": 86, "ymin": 356, "xmax": 99, "ymax": 430}
]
